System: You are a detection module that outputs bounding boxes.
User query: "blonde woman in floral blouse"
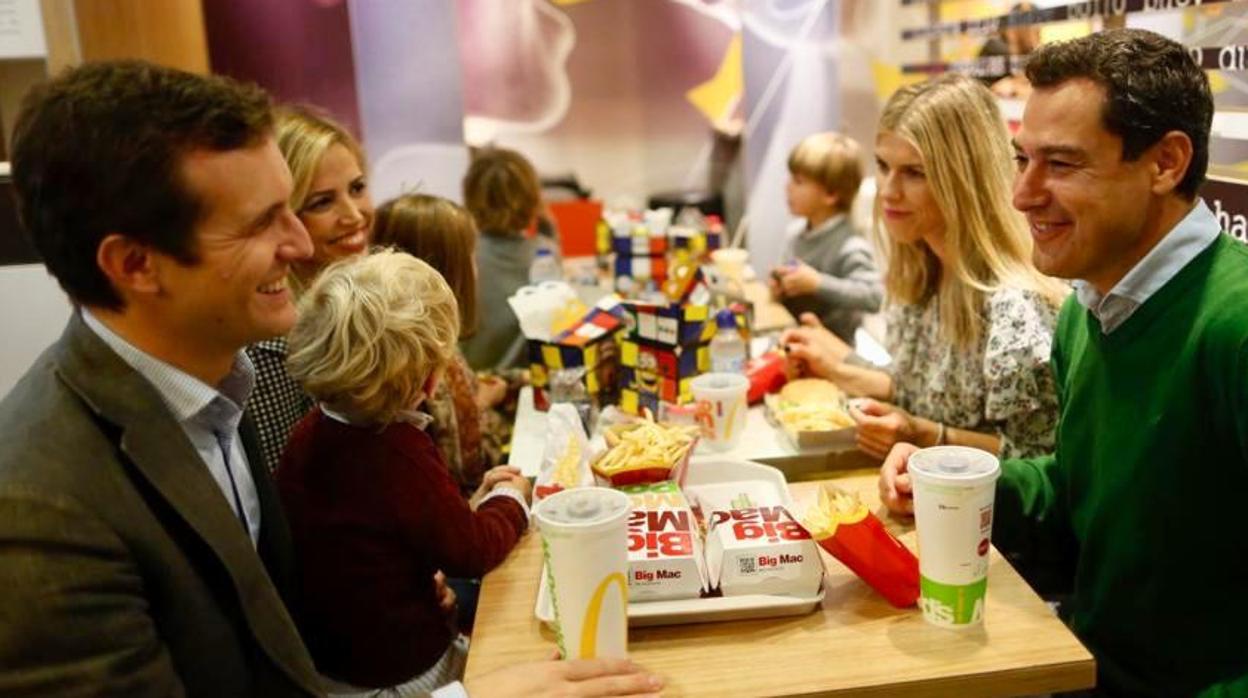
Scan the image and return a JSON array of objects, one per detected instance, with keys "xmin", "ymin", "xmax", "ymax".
[{"xmin": 784, "ymin": 74, "xmax": 1068, "ymax": 460}]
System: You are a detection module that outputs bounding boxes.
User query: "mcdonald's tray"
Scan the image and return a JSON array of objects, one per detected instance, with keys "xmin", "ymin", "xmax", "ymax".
[
  {"xmin": 534, "ymin": 458, "xmax": 826, "ymax": 627},
  {"xmin": 535, "ymin": 574, "xmax": 825, "ymax": 627}
]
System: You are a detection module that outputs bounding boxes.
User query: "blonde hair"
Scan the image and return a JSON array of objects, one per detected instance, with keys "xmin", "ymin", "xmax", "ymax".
[
  {"xmin": 286, "ymin": 248, "xmax": 460, "ymax": 426},
  {"xmin": 462, "ymin": 146, "xmax": 541, "ymax": 234},
  {"xmin": 276, "ymin": 104, "xmax": 367, "ymax": 215},
  {"xmin": 374, "ymin": 194, "xmax": 480, "ymax": 340},
  {"xmin": 874, "ymin": 74, "xmax": 1066, "ymax": 348},
  {"xmin": 788, "ymin": 132, "xmax": 864, "ymax": 213}
]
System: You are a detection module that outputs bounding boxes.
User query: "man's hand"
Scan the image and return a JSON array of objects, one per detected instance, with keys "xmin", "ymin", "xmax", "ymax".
[
  {"xmin": 463, "ymin": 657, "xmax": 664, "ymax": 697},
  {"xmin": 850, "ymin": 399, "xmax": 920, "ymax": 460},
  {"xmin": 780, "ymin": 313, "xmax": 852, "ymax": 378},
  {"xmin": 878, "ymin": 442, "xmax": 920, "ymax": 516},
  {"xmin": 775, "ymin": 261, "xmax": 820, "ymax": 297}
]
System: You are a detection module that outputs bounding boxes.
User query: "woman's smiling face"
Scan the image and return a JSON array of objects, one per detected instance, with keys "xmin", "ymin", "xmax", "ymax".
[{"xmin": 297, "ymin": 142, "xmax": 374, "ymax": 272}]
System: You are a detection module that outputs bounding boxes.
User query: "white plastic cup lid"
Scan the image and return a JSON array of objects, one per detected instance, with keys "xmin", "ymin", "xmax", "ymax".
[
  {"xmin": 908, "ymin": 446, "xmax": 1000, "ymax": 488},
  {"xmin": 690, "ymin": 372, "xmax": 749, "ymax": 395},
  {"xmin": 534, "ymin": 487, "xmax": 630, "ymax": 531}
]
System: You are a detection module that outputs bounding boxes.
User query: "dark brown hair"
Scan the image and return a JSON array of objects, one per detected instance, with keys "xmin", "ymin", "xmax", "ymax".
[
  {"xmin": 10, "ymin": 60, "xmax": 274, "ymax": 309},
  {"xmin": 462, "ymin": 146, "xmax": 541, "ymax": 235},
  {"xmin": 1025, "ymin": 28, "xmax": 1211, "ymax": 199},
  {"xmin": 373, "ymin": 194, "xmax": 479, "ymax": 339}
]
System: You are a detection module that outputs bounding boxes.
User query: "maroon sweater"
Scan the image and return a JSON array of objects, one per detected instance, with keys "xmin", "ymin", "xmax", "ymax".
[{"xmin": 276, "ymin": 408, "xmax": 527, "ymax": 687}]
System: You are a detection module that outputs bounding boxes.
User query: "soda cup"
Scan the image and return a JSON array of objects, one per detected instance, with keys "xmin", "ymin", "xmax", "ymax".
[
  {"xmin": 534, "ymin": 487, "xmax": 630, "ymax": 659},
  {"xmin": 907, "ymin": 446, "xmax": 1000, "ymax": 628},
  {"xmin": 690, "ymin": 373, "xmax": 749, "ymax": 451}
]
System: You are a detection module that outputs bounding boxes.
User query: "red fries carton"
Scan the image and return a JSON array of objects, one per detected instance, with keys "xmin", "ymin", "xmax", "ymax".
[
  {"xmin": 619, "ymin": 480, "xmax": 708, "ymax": 602},
  {"xmin": 694, "ymin": 484, "xmax": 823, "ymax": 597},
  {"xmin": 801, "ymin": 485, "xmax": 919, "ymax": 608}
]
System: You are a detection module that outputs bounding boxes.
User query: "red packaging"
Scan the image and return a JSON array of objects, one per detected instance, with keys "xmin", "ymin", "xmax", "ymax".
[
  {"xmin": 802, "ymin": 485, "xmax": 919, "ymax": 608},
  {"xmin": 746, "ymin": 351, "xmax": 788, "ymax": 404}
]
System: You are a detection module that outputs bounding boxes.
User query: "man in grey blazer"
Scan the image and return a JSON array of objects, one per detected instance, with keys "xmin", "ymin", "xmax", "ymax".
[
  {"xmin": 0, "ymin": 61, "xmax": 323, "ymax": 696},
  {"xmin": 0, "ymin": 61, "xmax": 663, "ymax": 698}
]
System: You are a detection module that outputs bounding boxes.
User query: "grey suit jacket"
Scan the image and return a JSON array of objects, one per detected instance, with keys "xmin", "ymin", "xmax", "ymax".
[{"xmin": 0, "ymin": 314, "xmax": 323, "ymax": 697}]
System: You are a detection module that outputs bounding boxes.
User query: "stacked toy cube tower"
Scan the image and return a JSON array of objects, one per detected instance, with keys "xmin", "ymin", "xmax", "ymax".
[
  {"xmin": 528, "ymin": 304, "xmax": 628, "ymax": 411},
  {"xmin": 597, "ymin": 208, "xmax": 722, "ymax": 295}
]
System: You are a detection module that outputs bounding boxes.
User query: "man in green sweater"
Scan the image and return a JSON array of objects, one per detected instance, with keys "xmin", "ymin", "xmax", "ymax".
[{"xmin": 878, "ymin": 29, "xmax": 1248, "ymax": 697}]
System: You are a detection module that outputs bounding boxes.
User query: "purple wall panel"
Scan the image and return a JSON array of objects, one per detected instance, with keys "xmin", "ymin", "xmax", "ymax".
[{"xmin": 202, "ymin": 0, "xmax": 363, "ymax": 139}]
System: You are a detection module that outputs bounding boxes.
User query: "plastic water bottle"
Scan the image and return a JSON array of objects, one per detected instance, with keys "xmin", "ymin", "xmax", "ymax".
[
  {"xmin": 529, "ymin": 247, "xmax": 562, "ymax": 284},
  {"xmin": 709, "ymin": 309, "xmax": 746, "ymax": 373}
]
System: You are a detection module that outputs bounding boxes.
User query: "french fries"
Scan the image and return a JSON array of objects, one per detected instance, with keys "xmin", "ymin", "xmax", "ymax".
[
  {"xmin": 592, "ymin": 416, "xmax": 699, "ymax": 486},
  {"xmin": 776, "ymin": 403, "xmax": 855, "ymax": 432},
  {"xmin": 801, "ymin": 485, "xmax": 869, "ymax": 539}
]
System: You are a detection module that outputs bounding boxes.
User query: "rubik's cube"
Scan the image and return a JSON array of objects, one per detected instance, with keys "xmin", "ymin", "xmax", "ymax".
[
  {"xmin": 614, "ymin": 255, "xmax": 669, "ymax": 289},
  {"xmin": 619, "ymin": 301, "xmax": 717, "ymax": 348},
  {"xmin": 668, "ymin": 226, "xmax": 722, "ymax": 261},
  {"xmin": 618, "ymin": 340, "xmax": 710, "ymax": 408},
  {"xmin": 528, "ymin": 305, "xmax": 627, "ymax": 411}
]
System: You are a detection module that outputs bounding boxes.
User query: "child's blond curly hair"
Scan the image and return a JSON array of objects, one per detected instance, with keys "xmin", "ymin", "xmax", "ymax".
[{"xmin": 286, "ymin": 248, "xmax": 460, "ymax": 425}]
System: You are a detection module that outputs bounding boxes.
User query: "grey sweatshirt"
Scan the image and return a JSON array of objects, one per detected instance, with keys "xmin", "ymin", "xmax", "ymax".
[{"xmin": 779, "ymin": 214, "xmax": 883, "ymax": 341}]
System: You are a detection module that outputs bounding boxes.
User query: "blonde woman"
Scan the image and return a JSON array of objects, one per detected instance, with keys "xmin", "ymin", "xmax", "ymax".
[
  {"xmin": 246, "ymin": 105, "xmax": 375, "ymax": 473},
  {"xmin": 784, "ymin": 74, "xmax": 1067, "ymax": 460},
  {"xmin": 276, "ymin": 249, "xmax": 530, "ymax": 695}
]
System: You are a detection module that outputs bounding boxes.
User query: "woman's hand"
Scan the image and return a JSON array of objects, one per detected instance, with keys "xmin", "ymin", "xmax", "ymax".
[
  {"xmin": 780, "ymin": 313, "xmax": 853, "ymax": 379},
  {"xmin": 850, "ymin": 398, "xmax": 926, "ymax": 460},
  {"xmin": 878, "ymin": 442, "xmax": 919, "ymax": 516}
]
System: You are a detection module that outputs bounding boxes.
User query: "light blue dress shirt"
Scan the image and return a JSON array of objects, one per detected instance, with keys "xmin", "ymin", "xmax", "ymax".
[
  {"xmin": 82, "ymin": 310, "xmax": 262, "ymax": 546},
  {"xmin": 1073, "ymin": 199, "xmax": 1221, "ymax": 334}
]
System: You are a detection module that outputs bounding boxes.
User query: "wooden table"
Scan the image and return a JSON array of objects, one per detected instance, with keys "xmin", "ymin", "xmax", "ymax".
[{"xmin": 465, "ymin": 472, "xmax": 1095, "ymax": 697}]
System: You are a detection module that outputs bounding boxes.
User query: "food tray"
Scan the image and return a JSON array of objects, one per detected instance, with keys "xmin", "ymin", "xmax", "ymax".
[
  {"xmin": 763, "ymin": 394, "xmax": 856, "ymax": 450},
  {"xmin": 535, "ymin": 458, "xmax": 825, "ymax": 627}
]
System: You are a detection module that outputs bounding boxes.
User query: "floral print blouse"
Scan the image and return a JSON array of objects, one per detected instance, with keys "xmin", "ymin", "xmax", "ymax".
[{"xmin": 886, "ymin": 286, "xmax": 1061, "ymax": 459}]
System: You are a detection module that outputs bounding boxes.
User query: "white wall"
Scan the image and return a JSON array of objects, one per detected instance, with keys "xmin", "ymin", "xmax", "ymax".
[{"xmin": 0, "ymin": 264, "xmax": 71, "ymax": 398}]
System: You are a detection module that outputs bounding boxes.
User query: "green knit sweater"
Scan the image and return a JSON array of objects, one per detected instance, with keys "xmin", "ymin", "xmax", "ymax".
[{"xmin": 995, "ymin": 235, "xmax": 1248, "ymax": 698}]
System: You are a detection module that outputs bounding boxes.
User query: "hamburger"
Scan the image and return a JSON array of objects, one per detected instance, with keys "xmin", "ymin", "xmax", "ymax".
[{"xmin": 773, "ymin": 378, "xmax": 853, "ymax": 431}]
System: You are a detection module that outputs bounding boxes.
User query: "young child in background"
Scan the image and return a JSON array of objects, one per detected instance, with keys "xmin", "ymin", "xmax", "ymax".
[
  {"xmin": 771, "ymin": 132, "xmax": 883, "ymax": 342},
  {"xmin": 460, "ymin": 146, "xmax": 556, "ymax": 371},
  {"xmin": 277, "ymin": 249, "xmax": 531, "ymax": 694},
  {"xmin": 373, "ymin": 193, "xmax": 511, "ymax": 494}
]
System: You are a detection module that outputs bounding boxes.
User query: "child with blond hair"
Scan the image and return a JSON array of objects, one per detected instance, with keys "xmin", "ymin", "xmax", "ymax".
[
  {"xmin": 276, "ymin": 249, "xmax": 530, "ymax": 694},
  {"xmin": 771, "ymin": 131, "xmax": 883, "ymax": 342}
]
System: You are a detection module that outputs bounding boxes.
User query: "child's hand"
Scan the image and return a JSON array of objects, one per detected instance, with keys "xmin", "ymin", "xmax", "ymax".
[
  {"xmin": 470, "ymin": 466, "xmax": 523, "ymax": 510},
  {"xmin": 476, "ymin": 375, "xmax": 508, "ymax": 409},
  {"xmin": 497, "ymin": 474, "xmax": 533, "ymax": 505},
  {"xmin": 776, "ymin": 261, "xmax": 820, "ymax": 296},
  {"xmin": 433, "ymin": 571, "xmax": 457, "ymax": 614}
]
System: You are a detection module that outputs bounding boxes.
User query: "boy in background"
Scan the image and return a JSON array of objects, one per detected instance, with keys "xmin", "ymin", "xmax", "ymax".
[{"xmin": 771, "ymin": 132, "xmax": 883, "ymax": 342}]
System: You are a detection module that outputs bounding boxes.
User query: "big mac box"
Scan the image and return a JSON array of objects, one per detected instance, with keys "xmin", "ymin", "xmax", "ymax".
[
  {"xmin": 619, "ymin": 480, "xmax": 708, "ymax": 602},
  {"xmin": 693, "ymin": 483, "xmax": 824, "ymax": 597}
]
